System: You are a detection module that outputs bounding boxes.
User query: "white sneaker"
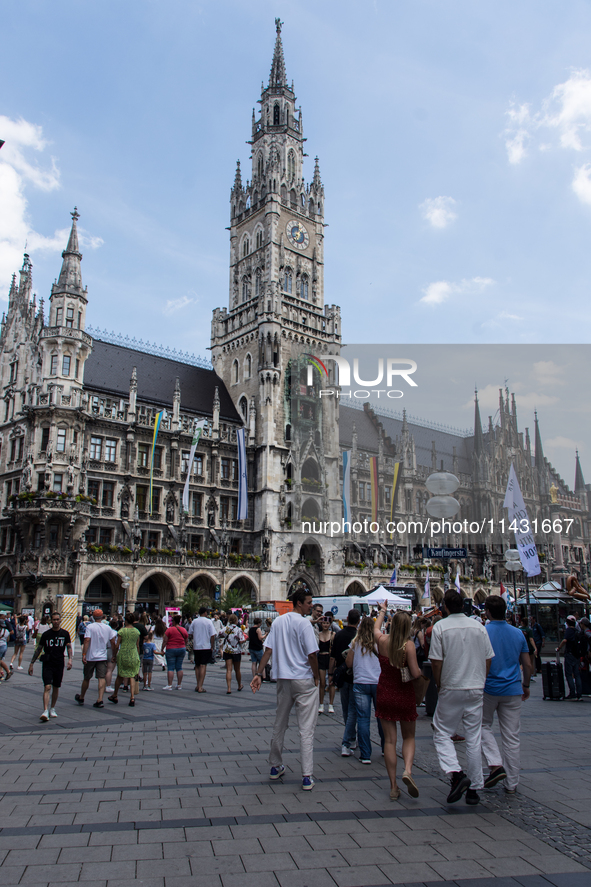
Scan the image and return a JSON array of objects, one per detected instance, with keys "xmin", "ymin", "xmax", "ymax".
[
  {"xmin": 142, "ymin": 686, "xmax": 149, "ymax": 691},
  {"xmin": 40, "ymin": 710, "xmax": 49, "ymax": 722},
  {"xmin": 162, "ymin": 685, "xmax": 173, "ymax": 690},
  {"xmin": 17, "ymin": 666, "xmax": 23, "ymax": 670},
  {"xmin": 106, "ymin": 686, "xmax": 114, "ymax": 692},
  {"xmin": 49, "ymin": 708, "xmax": 58, "ymax": 718},
  {"xmin": 350, "ymin": 740, "xmax": 357, "ymax": 750},
  {"xmin": 176, "ymin": 685, "xmax": 183, "ymax": 690},
  {"xmin": 328, "ymin": 704, "xmax": 335, "ymax": 714},
  {"xmin": 341, "ymin": 745, "xmax": 352, "ymax": 757},
  {"xmin": 318, "ymin": 705, "xmax": 325, "ymax": 714}
]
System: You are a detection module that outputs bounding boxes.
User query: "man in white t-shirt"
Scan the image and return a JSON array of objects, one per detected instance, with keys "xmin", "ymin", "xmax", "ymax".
[
  {"xmin": 250, "ymin": 589, "xmax": 319, "ymax": 791},
  {"xmin": 211, "ymin": 612, "xmax": 223, "ymax": 660},
  {"xmin": 75, "ymin": 610, "xmax": 117, "ymax": 708},
  {"xmin": 429, "ymin": 590, "xmax": 494, "ymax": 806},
  {"xmin": 188, "ymin": 607, "xmax": 216, "ymax": 692}
]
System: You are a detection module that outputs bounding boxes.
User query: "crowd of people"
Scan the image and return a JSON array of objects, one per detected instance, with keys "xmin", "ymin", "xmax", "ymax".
[{"xmin": 1, "ymin": 592, "xmax": 590, "ymax": 803}]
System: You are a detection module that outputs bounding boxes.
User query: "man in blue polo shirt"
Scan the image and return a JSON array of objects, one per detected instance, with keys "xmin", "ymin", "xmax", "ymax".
[{"xmin": 481, "ymin": 595, "xmax": 531, "ymax": 794}]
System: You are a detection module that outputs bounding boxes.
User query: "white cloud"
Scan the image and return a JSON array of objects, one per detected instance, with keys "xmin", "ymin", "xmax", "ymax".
[
  {"xmin": 419, "ymin": 276, "xmax": 494, "ymax": 306},
  {"xmin": 545, "ymin": 435, "xmax": 581, "ymax": 452},
  {"xmin": 504, "ymin": 72, "xmax": 591, "ymax": 202},
  {"xmin": 531, "ymin": 360, "xmax": 566, "ymax": 387},
  {"xmin": 419, "ymin": 196, "xmax": 457, "ymax": 228},
  {"xmin": 572, "ymin": 163, "xmax": 591, "ymax": 205},
  {"xmin": 163, "ymin": 295, "xmax": 194, "ymax": 315},
  {"xmin": 0, "ymin": 115, "xmax": 103, "ymax": 301},
  {"xmin": 463, "ymin": 382, "xmax": 558, "ymax": 412}
]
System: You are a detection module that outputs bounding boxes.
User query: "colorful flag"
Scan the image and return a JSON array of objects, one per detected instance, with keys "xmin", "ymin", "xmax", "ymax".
[
  {"xmin": 182, "ymin": 419, "xmax": 206, "ymax": 514},
  {"xmin": 342, "ymin": 450, "xmax": 351, "ymax": 525},
  {"xmin": 237, "ymin": 427, "xmax": 248, "ymax": 520},
  {"xmin": 390, "ymin": 566, "xmax": 397, "ymax": 585},
  {"xmin": 503, "ymin": 464, "xmax": 541, "ymax": 577},
  {"xmin": 369, "ymin": 456, "xmax": 378, "ymax": 523},
  {"xmin": 500, "ymin": 581, "xmax": 508, "ymax": 603},
  {"xmin": 389, "ymin": 461, "xmax": 402, "ymax": 539},
  {"xmin": 149, "ymin": 410, "xmax": 164, "ymax": 515},
  {"xmin": 455, "ymin": 573, "xmax": 461, "ymax": 594},
  {"xmin": 423, "ymin": 568, "xmax": 430, "ymax": 599}
]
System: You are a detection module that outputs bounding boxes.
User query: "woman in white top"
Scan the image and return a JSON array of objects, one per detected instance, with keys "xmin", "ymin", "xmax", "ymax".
[{"xmin": 345, "ymin": 616, "xmax": 384, "ymax": 763}]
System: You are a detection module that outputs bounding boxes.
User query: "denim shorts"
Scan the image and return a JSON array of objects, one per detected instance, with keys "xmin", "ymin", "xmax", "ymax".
[
  {"xmin": 0, "ymin": 642, "xmax": 7, "ymax": 661},
  {"xmin": 249, "ymin": 649, "xmax": 264, "ymax": 664},
  {"xmin": 165, "ymin": 648, "xmax": 185, "ymax": 672}
]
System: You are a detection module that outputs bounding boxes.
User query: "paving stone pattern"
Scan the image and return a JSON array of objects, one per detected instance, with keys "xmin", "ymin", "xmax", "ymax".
[{"xmin": 0, "ymin": 655, "xmax": 588, "ymax": 887}]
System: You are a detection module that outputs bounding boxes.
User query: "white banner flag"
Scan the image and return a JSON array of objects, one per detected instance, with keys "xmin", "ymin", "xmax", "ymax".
[
  {"xmin": 237, "ymin": 427, "xmax": 248, "ymax": 520},
  {"xmin": 423, "ymin": 568, "xmax": 430, "ymax": 600},
  {"xmin": 503, "ymin": 464, "xmax": 541, "ymax": 577},
  {"xmin": 182, "ymin": 420, "xmax": 206, "ymax": 514}
]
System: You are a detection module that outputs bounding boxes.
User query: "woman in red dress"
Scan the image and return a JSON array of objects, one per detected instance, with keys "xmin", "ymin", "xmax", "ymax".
[{"xmin": 374, "ymin": 603, "xmax": 422, "ymax": 800}]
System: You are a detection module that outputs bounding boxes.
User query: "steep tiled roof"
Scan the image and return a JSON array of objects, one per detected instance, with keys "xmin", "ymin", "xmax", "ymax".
[{"xmin": 84, "ymin": 340, "xmax": 241, "ymax": 422}]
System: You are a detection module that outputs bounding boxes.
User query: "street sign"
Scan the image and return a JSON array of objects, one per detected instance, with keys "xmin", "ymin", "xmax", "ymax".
[
  {"xmin": 214, "ymin": 584, "xmax": 221, "ymax": 601},
  {"xmin": 425, "ymin": 547, "xmax": 467, "ymax": 559}
]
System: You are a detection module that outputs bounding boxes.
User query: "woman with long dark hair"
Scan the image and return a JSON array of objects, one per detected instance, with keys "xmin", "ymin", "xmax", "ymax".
[{"xmin": 374, "ymin": 604, "xmax": 422, "ymax": 800}]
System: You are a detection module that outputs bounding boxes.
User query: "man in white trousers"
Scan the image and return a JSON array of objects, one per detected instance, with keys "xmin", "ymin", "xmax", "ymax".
[
  {"xmin": 250, "ymin": 588, "xmax": 319, "ymax": 791},
  {"xmin": 481, "ymin": 594, "xmax": 531, "ymax": 794},
  {"xmin": 430, "ymin": 590, "xmax": 494, "ymax": 806}
]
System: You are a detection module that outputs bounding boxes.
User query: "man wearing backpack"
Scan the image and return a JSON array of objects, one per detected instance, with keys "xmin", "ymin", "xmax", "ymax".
[{"xmin": 557, "ymin": 614, "xmax": 586, "ymax": 699}]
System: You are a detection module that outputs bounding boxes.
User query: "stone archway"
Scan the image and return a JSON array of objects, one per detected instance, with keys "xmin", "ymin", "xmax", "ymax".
[
  {"xmin": 228, "ymin": 574, "xmax": 258, "ymax": 604},
  {"xmin": 186, "ymin": 573, "xmax": 217, "ymax": 600},
  {"xmin": 84, "ymin": 571, "xmax": 119, "ymax": 616},
  {"xmin": 474, "ymin": 587, "xmax": 487, "ymax": 605},
  {"xmin": 344, "ymin": 580, "xmax": 366, "ymax": 597},
  {"xmin": 288, "ymin": 574, "xmax": 319, "ymax": 598},
  {"xmin": 137, "ymin": 572, "xmax": 177, "ymax": 615}
]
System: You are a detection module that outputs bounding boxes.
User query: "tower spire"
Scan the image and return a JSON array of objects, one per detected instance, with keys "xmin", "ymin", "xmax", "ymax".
[
  {"xmin": 474, "ymin": 388, "xmax": 484, "ymax": 455},
  {"xmin": 233, "ymin": 160, "xmax": 242, "ymax": 192},
  {"xmin": 55, "ymin": 207, "xmax": 84, "ymax": 294},
  {"xmin": 575, "ymin": 450, "xmax": 586, "ymax": 493},
  {"xmin": 534, "ymin": 410, "xmax": 544, "ymax": 469},
  {"xmin": 269, "ymin": 18, "xmax": 286, "ymax": 87}
]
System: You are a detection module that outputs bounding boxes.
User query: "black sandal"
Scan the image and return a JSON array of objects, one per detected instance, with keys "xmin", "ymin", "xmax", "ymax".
[
  {"xmin": 129, "ymin": 699, "xmax": 135, "ymax": 707},
  {"xmin": 108, "ymin": 695, "xmax": 118, "ymax": 704}
]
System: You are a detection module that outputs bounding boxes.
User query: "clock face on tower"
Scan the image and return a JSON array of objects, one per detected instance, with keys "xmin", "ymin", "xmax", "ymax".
[{"xmin": 286, "ymin": 219, "xmax": 310, "ymax": 250}]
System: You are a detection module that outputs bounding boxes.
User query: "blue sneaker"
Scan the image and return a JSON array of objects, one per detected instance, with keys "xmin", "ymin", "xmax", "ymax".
[
  {"xmin": 302, "ymin": 776, "xmax": 315, "ymax": 791},
  {"xmin": 269, "ymin": 765, "xmax": 285, "ymax": 780}
]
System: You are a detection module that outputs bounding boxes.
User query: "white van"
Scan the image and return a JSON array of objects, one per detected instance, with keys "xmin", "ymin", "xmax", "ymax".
[{"xmin": 312, "ymin": 587, "xmax": 415, "ymax": 623}]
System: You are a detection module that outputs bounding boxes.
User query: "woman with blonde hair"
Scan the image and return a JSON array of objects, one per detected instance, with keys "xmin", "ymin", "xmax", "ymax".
[
  {"xmin": 345, "ymin": 616, "xmax": 384, "ymax": 762},
  {"xmin": 374, "ymin": 603, "xmax": 422, "ymax": 800}
]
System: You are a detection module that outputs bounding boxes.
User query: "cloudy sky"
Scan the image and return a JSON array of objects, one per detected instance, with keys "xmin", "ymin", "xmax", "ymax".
[{"xmin": 2, "ymin": 2, "xmax": 591, "ymax": 359}]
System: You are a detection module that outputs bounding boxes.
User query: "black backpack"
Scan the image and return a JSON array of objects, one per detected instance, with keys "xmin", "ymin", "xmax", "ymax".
[{"xmin": 570, "ymin": 631, "xmax": 588, "ymax": 659}]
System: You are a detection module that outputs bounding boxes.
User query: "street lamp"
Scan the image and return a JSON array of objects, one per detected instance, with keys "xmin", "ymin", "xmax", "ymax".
[
  {"xmin": 121, "ymin": 575, "xmax": 130, "ymax": 615},
  {"xmin": 426, "ymin": 471, "xmax": 460, "ymax": 591}
]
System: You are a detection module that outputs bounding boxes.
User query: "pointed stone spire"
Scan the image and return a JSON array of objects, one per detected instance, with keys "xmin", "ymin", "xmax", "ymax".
[
  {"xmin": 18, "ymin": 254, "xmax": 33, "ymax": 305},
  {"xmin": 313, "ymin": 157, "xmax": 322, "ymax": 188},
  {"xmin": 401, "ymin": 408, "xmax": 408, "ymax": 436},
  {"xmin": 575, "ymin": 450, "xmax": 586, "ymax": 493},
  {"xmin": 534, "ymin": 411, "xmax": 544, "ymax": 469},
  {"xmin": 269, "ymin": 18, "xmax": 286, "ymax": 87},
  {"xmin": 233, "ymin": 160, "xmax": 242, "ymax": 191},
  {"xmin": 473, "ymin": 389, "xmax": 484, "ymax": 456},
  {"xmin": 213, "ymin": 386, "xmax": 220, "ymax": 433},
  {"xmin": 55, "ymin": 208, "xmax": 83, "ymax": 294},
  {"xmin": 8, "ymin": 273, "xmax": 17, "ymax": 304}
]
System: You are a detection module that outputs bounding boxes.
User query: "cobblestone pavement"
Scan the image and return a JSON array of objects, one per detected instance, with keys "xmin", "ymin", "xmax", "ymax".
[{"xmin": 0, "ymin": 653, "xmax": 589, "ymax": 887}]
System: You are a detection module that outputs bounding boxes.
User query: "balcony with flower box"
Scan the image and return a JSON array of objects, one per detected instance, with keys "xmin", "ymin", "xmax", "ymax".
[{"xmin": 7, "ymin": 491, "xmax": 95, "ymax": 518}]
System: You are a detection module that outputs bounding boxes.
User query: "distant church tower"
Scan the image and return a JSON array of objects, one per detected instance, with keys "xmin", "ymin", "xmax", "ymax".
[{"xmin": 211, "ymin": 20, "xmax": 343, "ymax": 598}]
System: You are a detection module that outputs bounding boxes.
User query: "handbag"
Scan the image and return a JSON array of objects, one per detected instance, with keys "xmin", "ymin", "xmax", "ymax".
[{"xmin": 400, "ymin": 646, "xmax": 413, "ymax": 682}]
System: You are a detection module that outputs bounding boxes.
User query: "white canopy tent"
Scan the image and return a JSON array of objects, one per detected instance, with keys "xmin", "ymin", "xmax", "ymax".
[{"xmin": 358, "ymin": 586, "xmax": 413, "ymax": 610}]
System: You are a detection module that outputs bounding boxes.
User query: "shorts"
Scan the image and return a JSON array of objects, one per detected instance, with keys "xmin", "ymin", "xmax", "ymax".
[
  {"xmin": 142, "ymin": 659, "xmax": 154, "ymax": 673},
  {"xmin": 165, "ymin": 648, "xmax": 186, "ymax": 672},
  {"xmin": 83, "ymin": 660, "xmax": 108, "ymax": 681},
  {"xmin": 193, "ymin": 648, "xmax": 213, "ymax": 666},
  {"xmin": 249, "ymin": 649, "xmax": 264, "ymax": 664},
  {"xmin": 317, "ymin": 653, "xmax": 330, "ymax": 671},
  {"xmin": 42, "ymin": 661, "xmax": 64, "ymax": 688},
  {"xmin": 0, "ymin": 642, "xmax": 7, "ymax": 661},
  {"xmin": 223, "ymin": 652, "xmax": 242, "ymax": 663}
]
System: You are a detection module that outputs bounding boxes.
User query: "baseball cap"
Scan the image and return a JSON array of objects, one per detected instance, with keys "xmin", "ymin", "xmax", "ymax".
[
  {"xmin": 566, "ymin": 615, "xmax": 576, "ymax": 623},
  {"xmin": 93, "ymin": 609, "xmax": 104, "ymax": 619}
]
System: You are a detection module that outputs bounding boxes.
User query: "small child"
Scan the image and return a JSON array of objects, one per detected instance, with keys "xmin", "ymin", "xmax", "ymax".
[{"xmin": 142, "ymin": 631, "xmax": 156, "ymax": 690}]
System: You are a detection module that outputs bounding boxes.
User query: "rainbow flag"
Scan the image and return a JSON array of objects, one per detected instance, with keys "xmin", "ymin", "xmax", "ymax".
[
  {"xmin": 149, "ymin": 410, "xmax": 164, "ymax": 515},
  {"xmin": 369, "ymin": 456, "xmax": 378, "ymax": 523},
  {"xmin": 389, "ymin": 461, "xmax": 402, "ymax": 539}
]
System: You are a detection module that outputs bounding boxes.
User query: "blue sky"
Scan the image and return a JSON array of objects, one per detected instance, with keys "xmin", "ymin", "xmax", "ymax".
[{"xmin": 2, "ymin": 0, "xmax": 591, "ymax": 362}]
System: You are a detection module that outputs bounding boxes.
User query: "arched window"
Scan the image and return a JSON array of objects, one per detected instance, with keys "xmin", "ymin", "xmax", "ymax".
[
  {"xmin": 255, "ymin": 271, "xmax": 261, "ymax": 296},
  {"xmin": 284, "ymin": 270, "xmax": 292, "ymax": 294},
  {"xmin": 232, "ymin": 360, "xmax": 239, "ymax": 384},
  {"xmin": 257, "ymin": 153, "xmax": 263, "ymax": 179},
  {"xmin": 245, "ymin": 354, "xmax": 252, "ymax": 378},
  {"xmin": 290, "ymin": 189, "xmax": 297, "ymax": 208},
  {"xmin": 281, "ymin": 183, "xmax": 287, "ymax": 203},
  {"xmin": 287, "ymin": 150, "xmax": 295, "ymax": 182},
  {"xmin": 255, "ymin": 229, "xmax": 263, "ymax": 249},
  {"xmin": 242, "ymin": 237, "xmax": 250, "ymax": 257},
  {"xmin": 239, "ymin": 396, "xmax": 248, "ymax": 421},
  {"xmin": 273, "ymin": 103, "xmax": 280, "ymax": 125},
  {"xmin": 241, "ymin": 278, "xmax": 248, "ymax": 303},
  {"xmin": 301, "ymin": 275, "xmax": 309, "ymax": 301},
  {"xmin": 309, "ymin": 199, "xmax": 315, "ymax": 216}
]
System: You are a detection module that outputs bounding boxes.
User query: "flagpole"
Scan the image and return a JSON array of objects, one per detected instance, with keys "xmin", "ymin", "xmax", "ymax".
[{"xmin": 525, "ymin": 573, "xmax": 531, "ymax": 624}]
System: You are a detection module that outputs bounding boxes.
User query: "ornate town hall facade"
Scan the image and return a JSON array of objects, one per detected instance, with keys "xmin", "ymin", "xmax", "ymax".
[{"xmin": 0, "ymin": 23, "xmax": 589, "ymax": 616}]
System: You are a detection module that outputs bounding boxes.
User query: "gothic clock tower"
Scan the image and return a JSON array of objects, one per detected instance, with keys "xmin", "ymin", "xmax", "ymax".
[{"xmin": 211, "ymin": 20, "xmax": 343, "ymax": 598}]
